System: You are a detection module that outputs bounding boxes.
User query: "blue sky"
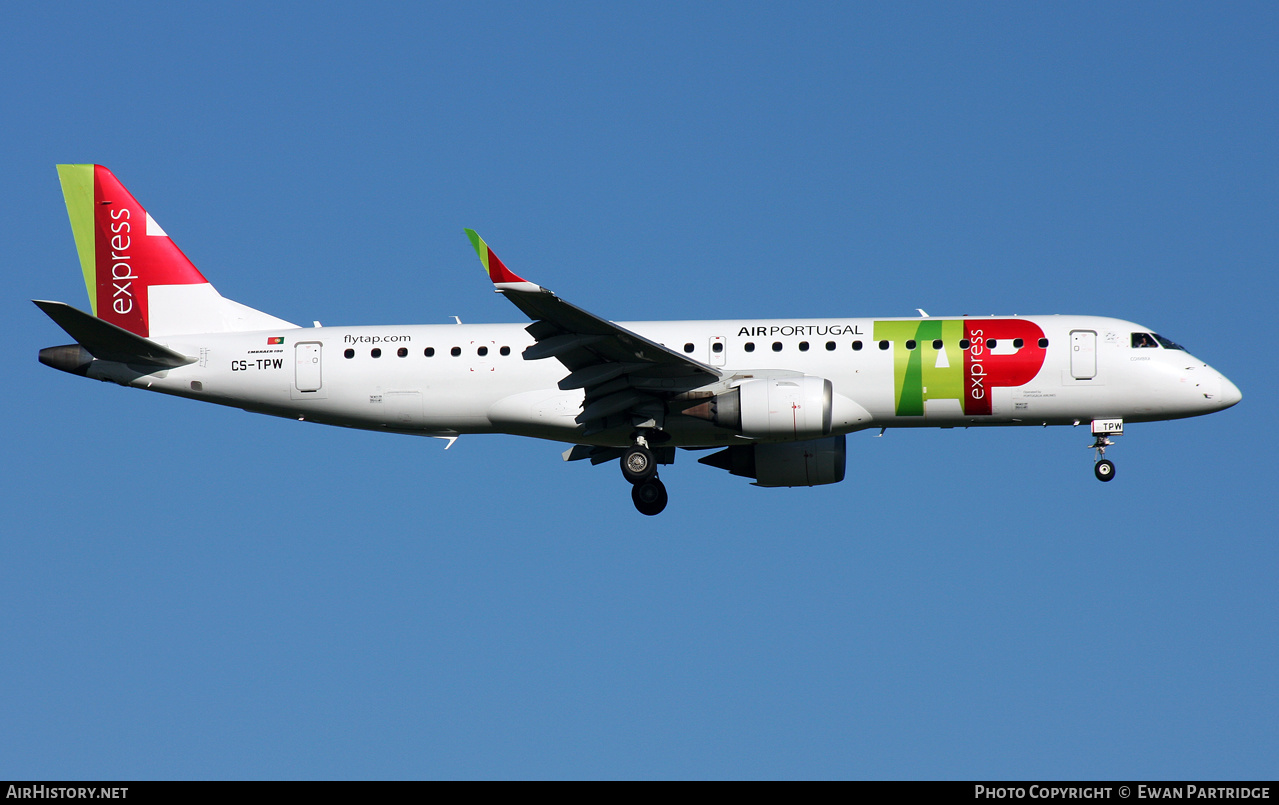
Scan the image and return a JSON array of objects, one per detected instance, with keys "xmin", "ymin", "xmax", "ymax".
[{"xmin": 2, "ymin": 2, "xmax": 1275, "ymax": 779}]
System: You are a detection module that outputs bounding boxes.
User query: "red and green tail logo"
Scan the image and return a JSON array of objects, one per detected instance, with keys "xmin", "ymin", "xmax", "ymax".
[{"xmin": 57, "ymin": 164, "xmax": 210, "ymax": 337}]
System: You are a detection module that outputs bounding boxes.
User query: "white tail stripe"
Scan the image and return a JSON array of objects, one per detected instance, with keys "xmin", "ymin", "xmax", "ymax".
[
  {"xmin": 147, "ymin": 284, "xmax": 299, "ymax": 336},
  {"xmin": 145, "ymin": 212, "xmax": 167, "ymax": 237}
]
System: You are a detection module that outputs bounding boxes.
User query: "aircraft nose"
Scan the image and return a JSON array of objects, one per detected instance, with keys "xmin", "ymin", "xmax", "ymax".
[{"xmin": 1218, "ymin": 375, "xmax": 1242, "ymax": 409}]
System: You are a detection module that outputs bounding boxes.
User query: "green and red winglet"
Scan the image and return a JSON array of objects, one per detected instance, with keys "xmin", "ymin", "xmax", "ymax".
[{"xmin": 464, "ymin": 229, "xmax": 543, "ymax": 293}]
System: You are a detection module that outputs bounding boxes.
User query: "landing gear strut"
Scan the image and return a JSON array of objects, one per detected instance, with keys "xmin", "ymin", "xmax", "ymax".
[{"xmin": 621, "ymin": 429, "xmax": 668, "ymax": 514}]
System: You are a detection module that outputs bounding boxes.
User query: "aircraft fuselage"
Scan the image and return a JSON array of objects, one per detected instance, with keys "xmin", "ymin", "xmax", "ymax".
[{"xmin": 79, "ymin": 314, "xmax": 1239, "ymax": 446}]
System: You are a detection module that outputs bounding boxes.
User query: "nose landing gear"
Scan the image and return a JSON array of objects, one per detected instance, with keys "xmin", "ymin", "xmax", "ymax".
[
  {"xmin": 1088, "ymin": 418, "xmax": 1123, "ymax": 482},
  {"xmin": 1090, "ymin": 435, "xmax": 1117, "ymax": 481}
]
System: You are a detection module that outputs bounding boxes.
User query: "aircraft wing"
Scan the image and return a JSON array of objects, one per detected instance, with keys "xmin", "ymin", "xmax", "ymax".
[{"xmin": 465, "ymin": 230, "xmax": 720, "ymax": 433}]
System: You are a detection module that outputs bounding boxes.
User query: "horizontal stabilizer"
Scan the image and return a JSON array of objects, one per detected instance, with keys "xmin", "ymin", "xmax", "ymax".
[{"xmin": 33, "ymin": 300, "xmax": 195, "ymax": 368}]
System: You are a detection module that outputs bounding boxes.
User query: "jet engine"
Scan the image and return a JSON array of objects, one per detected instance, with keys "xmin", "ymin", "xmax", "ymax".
[
  {"xmin": 683, "ymin": 376, "xmax": 833, "ymax": 439},
  {"xmin": 698, "ymin": 435, "xmax": 847, "ymax": 487}
]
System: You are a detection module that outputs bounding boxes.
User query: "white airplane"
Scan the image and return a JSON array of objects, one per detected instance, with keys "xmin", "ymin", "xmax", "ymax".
[{"xmin": 37, "ymin": 165, "xmax": 1242, "ymax": 514}]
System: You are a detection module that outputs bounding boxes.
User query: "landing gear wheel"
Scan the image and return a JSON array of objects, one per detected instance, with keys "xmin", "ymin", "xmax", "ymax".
[
  {"xmin": 1094, "ymin": 459, "xmax": 1116, "ymax": 482},
  {"xmin": 632, "ymin": 478, "xmax": 668, "ymax": 516},
  {"xmin": 620, "ymin": 445, "xmax": 657, "ymax": 484}
]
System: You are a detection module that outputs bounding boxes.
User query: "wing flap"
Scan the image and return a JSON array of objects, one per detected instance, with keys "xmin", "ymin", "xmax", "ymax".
[
  {"xmin": 522, "ymin": 333, "xmax": 607, "ymax": 361},
  {"xmin": 557, "ymin": 362, "xmax": 647, "ymax": 390}
]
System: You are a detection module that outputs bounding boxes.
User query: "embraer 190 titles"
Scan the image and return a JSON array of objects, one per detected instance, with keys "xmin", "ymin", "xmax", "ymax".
[{"xmin": 37, "ymin": 165, "xmax": 1242, "ymax": 515}]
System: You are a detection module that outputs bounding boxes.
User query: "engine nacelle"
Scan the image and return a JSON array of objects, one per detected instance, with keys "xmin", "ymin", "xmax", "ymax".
[
  {"xmin": 685, "ymin": 376, "xmax": 833, "ymax": 439},
  {"xmin": 698, "ymin": 435, "xmax": 847, "ymax": 487}
]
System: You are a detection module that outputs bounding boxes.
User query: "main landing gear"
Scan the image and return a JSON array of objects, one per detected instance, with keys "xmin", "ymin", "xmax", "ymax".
[{"xmin": 621, "ymin": 431, "xmax": 668, "ymax": 515}]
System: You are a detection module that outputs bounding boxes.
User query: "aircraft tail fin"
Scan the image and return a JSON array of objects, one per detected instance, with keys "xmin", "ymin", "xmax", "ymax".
[{"xmin": 56, "ymin": 164, "xmax": 297, "ymax": 338}]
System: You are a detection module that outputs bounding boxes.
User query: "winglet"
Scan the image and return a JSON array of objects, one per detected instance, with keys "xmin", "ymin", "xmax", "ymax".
[{"xmin": 464, "ymin": 229, "xmax": 542, "ymax": 292}]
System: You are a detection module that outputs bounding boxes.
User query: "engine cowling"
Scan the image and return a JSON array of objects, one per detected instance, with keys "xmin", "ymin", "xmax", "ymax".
[
  {"xmin": 685, "ymin": 376, "xmax": 833, "ymax": 439},
  {"xmin": 698, "ymin": 435, "xmax": 847, "ymax": 487}
]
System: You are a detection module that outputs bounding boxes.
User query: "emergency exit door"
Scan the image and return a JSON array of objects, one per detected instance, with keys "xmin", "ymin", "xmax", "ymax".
[{"xmin": 295, "ymin": 342, "xmax": 323, "ymax": 392}]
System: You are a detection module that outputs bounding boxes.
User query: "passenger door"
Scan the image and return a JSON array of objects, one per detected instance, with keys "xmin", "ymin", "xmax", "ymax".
[{"xmin": 1070, "ymin": 330, "xmax": 1096, "ymax": 380}]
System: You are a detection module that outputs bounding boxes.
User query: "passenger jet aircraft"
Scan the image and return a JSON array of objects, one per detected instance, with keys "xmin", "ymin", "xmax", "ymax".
[{"xmin": 37, "ymin": 165, "xmax": 1242, "ymax": 514}]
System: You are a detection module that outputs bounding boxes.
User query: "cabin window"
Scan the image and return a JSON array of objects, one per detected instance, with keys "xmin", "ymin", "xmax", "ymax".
[
  {"xmin": 424, "ymin": 347, "xmax": 435, "ymax": 357},
  {"xmin": 371, "ymin": 348, "xmax": 382, "ymax": 358},
  {"xmin": 450, "ymin": 347, "xmax": 461, "ymax": 357},
  {"xmin": 712, "ymin": 342, "xmax": 723, "ymax": 353},
  {"xmin": 932, "ymin": 339, "xmax": 943, "ymax": 350},
  {"xmin": 798, "ymin": 341, "xmax": 810, "ymax": 351},
  {"xmin": 960, "ymin": 339, "xmax": 971, "ymax": 350},
  {"xmin": 500, "ymin": 346, "xmax": 511, "ymax": 356},
  {"xmin": 852, "ymin": 341, "xmax": 863, "ymax": 351},
  {"xmin": 878, "ymin": 340, "xmax": 890, "ymax": 350},
  {"xmin": 397, "ymin": 347, "xmax": 408, "ymax": 358},
  {"xmin": 1038, "ymin": 338, "xmax": 1049, "ymax": 348},
  {"xmin": 988, "ymin": 339, "xmax": 998, "ymax": 349},
  {"xmin": 825, "ymin": 341, "xmax": 836, "ymax": 351},
  {"xmin": 344, "ymin": 349, "xmax": 355, "ymax": 359},
  {"xmin": 905, "ymin": 340, "xmax": 916, "ymax": 350},
  {"xmin": 683, "ymin": 343, "xmax": 694, "ymax": 353},
  {"xmin": 1013, "ymin": 338, "xmax": 1024, "ymax": 349},
  {"xmin": 744, "ymin": 342, "xmax": 755, "ymax": 353},
  {"xmin": 772, "ymin": 341, "xmax": 783, "ymax": 352},
  {"xmin": 478, "ymin": 346, "xmax": 488, "ymax": 356}
]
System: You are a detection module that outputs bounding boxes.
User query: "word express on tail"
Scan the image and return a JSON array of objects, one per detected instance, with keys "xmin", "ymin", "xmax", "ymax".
[{"xmin": 56, "ymin": 164, "xmax": 296, "ymax": 337}]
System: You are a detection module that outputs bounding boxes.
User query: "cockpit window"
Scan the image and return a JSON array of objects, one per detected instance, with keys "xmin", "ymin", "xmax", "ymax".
[
  {"xmin": 1131, "ymin": 332, "xmax": 1159, "ymax": 348},
  {"xmin": 1154, "ymin": 333, "xmax": 1185, "ymax": 350}
]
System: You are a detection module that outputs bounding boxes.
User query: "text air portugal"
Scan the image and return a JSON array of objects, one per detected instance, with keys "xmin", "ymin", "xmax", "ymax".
[{"xmin": 93, "ymin": 165, "xmax": 208, "ymax": 338}]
